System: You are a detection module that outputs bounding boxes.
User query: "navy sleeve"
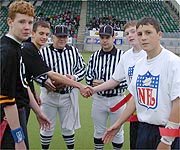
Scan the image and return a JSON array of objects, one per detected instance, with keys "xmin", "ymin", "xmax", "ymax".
[
  {"xmin": 0, "ymin": 43, "xmax": 17, "ymax": 107},
  {"xmin": 22, "ymin": 42, "xmax": 50, "ymax": 78}
]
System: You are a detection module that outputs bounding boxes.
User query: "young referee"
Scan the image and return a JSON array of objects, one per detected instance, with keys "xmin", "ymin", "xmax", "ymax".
[
  {"xmin": 85, "ymin": 25, "xmax": 127, "ymax": 150},
  {"xmin": 83, "ymin": 21, "xmax": 146, "ymax": 149}
]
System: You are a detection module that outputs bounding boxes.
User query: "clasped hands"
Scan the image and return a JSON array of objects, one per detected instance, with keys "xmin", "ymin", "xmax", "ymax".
[
  {"xmin": 80, "ymin": 79, "xmax": 104, "ymax": 98},
  {"xmin": 80, "ymin": 85, "xmax": 94, "ymax": 98},
  {"xmin": 45, "ymin": 77, "xmax": 104, "ymax": 98}
]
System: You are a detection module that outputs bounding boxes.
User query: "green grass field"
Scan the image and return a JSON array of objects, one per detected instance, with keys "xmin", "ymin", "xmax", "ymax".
[{"xmin": 28, "ymin": 52, "xmax": 130, "ymax": 149}]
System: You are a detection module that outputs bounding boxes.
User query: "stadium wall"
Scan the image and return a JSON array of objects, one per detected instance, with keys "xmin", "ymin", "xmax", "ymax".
[{"xmin": 76, "ymin": 36, "xmax": 180, "ymax": 56}]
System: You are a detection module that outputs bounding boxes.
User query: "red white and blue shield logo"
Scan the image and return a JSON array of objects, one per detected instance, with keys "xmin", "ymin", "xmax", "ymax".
[{"xmin": 136, "ymin": 71, "xmax": 160, "ymax": 109}]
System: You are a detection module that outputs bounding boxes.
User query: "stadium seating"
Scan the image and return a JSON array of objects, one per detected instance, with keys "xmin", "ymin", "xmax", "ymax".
[
  {"xmin": 0, "ymin": 6, "xmax": 8, "ymax": 36},
  {"xmin": 0, "ymin": 1, "xmax": 82, "ymax": 38},
  {"xmin": 86, "ymin": 0, "xmax": 179, "ymax": 32},
  {"xmin": 0, "ymin": 0, "xmax": 179, "ymax": 38},
  {"xmin": 35, "ymin": 1, "xmax": 81, "ymax": 38}
]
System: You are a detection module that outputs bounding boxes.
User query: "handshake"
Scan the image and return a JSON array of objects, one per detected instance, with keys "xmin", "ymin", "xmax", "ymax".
[
  {"xmin": 44, "ymin": 77, "xmax": 104, "ymax": 98},
  {"xmin": 79, "ymin": 85, "xmax": 94, "ymax": 98},
  {"xmin": 80, "ymin": 79, "xmax": 104, "ymax": 98}
]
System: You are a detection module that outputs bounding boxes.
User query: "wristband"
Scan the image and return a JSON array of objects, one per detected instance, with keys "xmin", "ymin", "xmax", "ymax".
[
  {"xmin": 161, "ymin": 121, "xmax": 180, "ymax": 145},
  {"xmin": 11, "ymin": 127, "xmax": 25, "ymax": 143},
  {"xmin": 160, "ymin": 137, "xmax": 172, "ymax": 145}
]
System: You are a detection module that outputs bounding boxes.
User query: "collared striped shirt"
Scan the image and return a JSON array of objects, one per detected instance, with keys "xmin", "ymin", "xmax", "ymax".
[
  {"xmin": 86, "ymin": 46, "xmax": 127, "ymax": 97},
  {"xmin": 39, "ymin": 44, "xmax": 86, "ymax": 92}
]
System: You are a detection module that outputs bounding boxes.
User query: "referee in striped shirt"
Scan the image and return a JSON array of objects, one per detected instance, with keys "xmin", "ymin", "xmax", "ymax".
[
  {"xmin": 86, "ymin": 25, "xmax": 127, "ymax": 150},
  {"xmin": 38, "ymin": 25, "xmax": 86, "ymax": 150}
]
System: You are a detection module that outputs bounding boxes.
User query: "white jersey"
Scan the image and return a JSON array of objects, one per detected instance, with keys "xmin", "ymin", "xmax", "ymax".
[
  {"xmin": 112, "ymin": 48, "xmax": 146, "ymax": 85},
  {"xmin": 128, "ymin": 48, "xmax": 180, "ymax": 125}
]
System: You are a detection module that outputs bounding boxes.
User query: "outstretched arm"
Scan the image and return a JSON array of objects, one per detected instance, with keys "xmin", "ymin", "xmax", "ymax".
[
  {"xmin": 93, "ymin": 79, "xmax": 119, "ymax": 93},
  {"xmin": 81, "ymin": 79, "xmax": 119, "ymax": 98},
  {"xmin": 47, "ymin": 71, "xmax": 84, "ymax": 90},
  {"xmin": 102, "ymin": 97, "xmax": 136, "ymax": 143}
]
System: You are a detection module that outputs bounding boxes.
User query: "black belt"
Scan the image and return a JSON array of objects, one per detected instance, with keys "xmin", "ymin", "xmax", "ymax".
[
  {"xmin": 54, "ymin": 89, "xmax": 71, "ymax": 94},
  {"xmin": 99, "ymin": 93, "xmax": 118, "ymax": 97}
]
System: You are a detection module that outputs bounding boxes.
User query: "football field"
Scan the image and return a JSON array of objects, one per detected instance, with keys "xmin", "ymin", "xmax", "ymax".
[{"xmin": 28, "ymin": 52, "xmax": 130, "ymax": 149}]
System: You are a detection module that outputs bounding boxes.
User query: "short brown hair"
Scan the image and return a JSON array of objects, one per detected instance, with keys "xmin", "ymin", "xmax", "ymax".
[
  {"xmin": 136, "ymin": 17, "xmax": 161, "ymax": 33},
  {"xmin": 124, "ymin": 20, "xmax": 137, "ymax": 31},
  {"xmin": 8, "ymin": 0, "xmax": 35, "ymax": 20},
  {"xmin": 33, "ymin": 20, "xmax": 50, "ymax": 32}
]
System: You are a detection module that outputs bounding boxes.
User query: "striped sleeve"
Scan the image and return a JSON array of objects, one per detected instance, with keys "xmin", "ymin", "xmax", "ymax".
[
  {"xmin": 37, "ymin": 45, "xmax": 86, "ymax": 91},
  {"xmin": 34, "ymin": 74, "xmax": 48, "ymax": 87},
  {"xmin": 72, "ymin": 47, "xmax": 86, "ymax": 82},
  {"xmin": 86, "ymin": 48, "xmax": 127, "ymax": 96},
  {"xmin": 86, "ymin": 53, "xmax": 96, "ymax": 85},
  {"xmin": 0, "ymin": 95, "xmax": 15, "ymax": 106}
]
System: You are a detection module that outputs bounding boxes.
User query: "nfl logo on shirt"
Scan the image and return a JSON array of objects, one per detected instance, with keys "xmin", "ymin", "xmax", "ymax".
[{"xmin": 136, "ymin": 71, "xmax": 160, "ymax": 109}]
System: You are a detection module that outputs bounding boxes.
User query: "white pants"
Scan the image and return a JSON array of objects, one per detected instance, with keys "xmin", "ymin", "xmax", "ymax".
[
  {"xmin": 40, "ymin": 88, "xmax": 75, "ymax": 136},
  {"xmin": 92, "ymin": 94, "xmax": 126, "ymax": 144}
]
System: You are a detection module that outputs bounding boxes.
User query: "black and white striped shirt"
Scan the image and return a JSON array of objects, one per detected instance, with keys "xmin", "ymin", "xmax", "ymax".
[
  {"xmin": 39, "ymin": 44, "xmax": 86, "ymax": 92},
  {"xmin": 86, "ymin": 46, "xmax": 127, "ymax": 97}
]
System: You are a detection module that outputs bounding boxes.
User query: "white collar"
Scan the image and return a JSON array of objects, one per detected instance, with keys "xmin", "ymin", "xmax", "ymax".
[{"xmin": 6, "ymin": 33, "xmax": 22, "ymax": 45}]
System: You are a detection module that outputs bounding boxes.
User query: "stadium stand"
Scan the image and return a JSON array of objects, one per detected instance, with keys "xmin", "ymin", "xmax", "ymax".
[
  {"xmin": 0, "ymin": 6, "xmax": 8, "ymax": 36},
  {"xmin": 35, "ymin": 1, "xmax": 81, "ymax": 38},
  {"xmin": 0, "ymin": 0, "xmax": 179, "ymax": 54},
  {"xmin": 86, "ymin": 0, "xmax": 179, "ymax": 33},
  {"xmin": 0, "ymin": 0, "xmax": 81, "ymax": 39}
]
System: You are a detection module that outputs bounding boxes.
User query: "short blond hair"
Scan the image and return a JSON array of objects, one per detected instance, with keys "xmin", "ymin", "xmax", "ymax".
[
  {"xmin": 8, "ymin": 0, "xmax": 35, "ymax": 20},
  {"xmin": 124, "ymin": 20, "xmax": 137, "ymax": 31}
]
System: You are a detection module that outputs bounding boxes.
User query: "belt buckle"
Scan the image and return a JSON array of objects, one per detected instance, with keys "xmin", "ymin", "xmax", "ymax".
[
  {"xmin": 54, "ymin": 89, "xmax": 65, "ymax": 94},
  {"xmin": 59, "ymin": 90, "xmax": 66, "ymax": 94},
  {"xmin": 107, "ymin": 94, "xmax": 113, "ymax": 97},
  {"xmin": 107, "ymin": 94, "xmax": 118, "ymax": 97}
]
